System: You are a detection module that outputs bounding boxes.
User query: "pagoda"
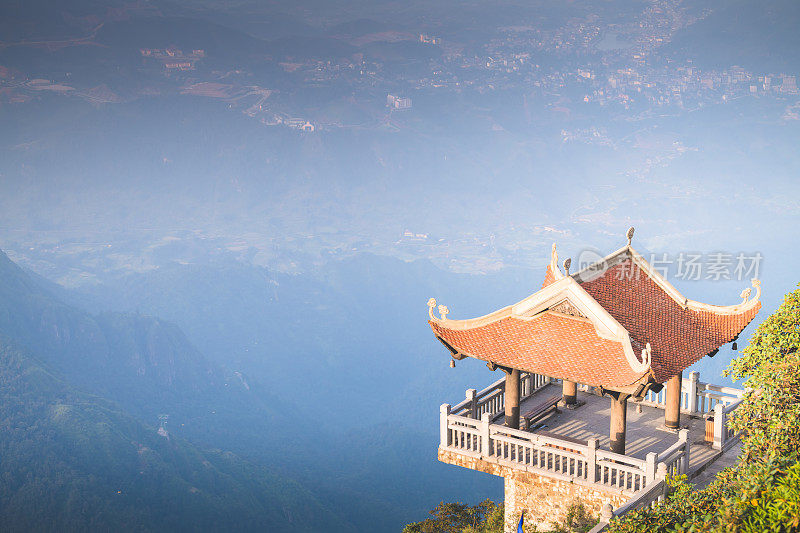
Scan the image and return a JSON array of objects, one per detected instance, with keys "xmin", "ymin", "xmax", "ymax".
[{"xmin": 428, "ymin": 229, "xmax": 761, "ymax": 531}]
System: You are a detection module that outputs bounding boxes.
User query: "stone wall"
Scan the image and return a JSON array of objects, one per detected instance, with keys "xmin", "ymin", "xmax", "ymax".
[
  {"xmin": 438, "ymin": 448, "xmax": 628, "ymax": 533},
  {"xmin": 503, "ymin": 469, "xmax": 628, "ymax": 532}
]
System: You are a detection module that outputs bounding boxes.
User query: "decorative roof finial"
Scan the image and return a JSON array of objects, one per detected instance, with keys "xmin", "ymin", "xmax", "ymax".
[
  {"xmin": 563, "ymin": 257, "xmax": 571, "ymax": 275},
  {"xmin": 427, "ymin": 298, "xmax": 437, "ymax": 320},
  {"xmin": 427, "ymin": 299, "xmax": 451, "ymax": 321},
  {"xmin": 740, "ymin": 287, "xmax": 752, "ymax": 303},
  {"xmin": 626, "ymin": 226, "xmax": 635, "ymax": 246},
  {"xmin": 550, "ymin": 242, "xmax": 565, "ymax": 279},
  {"xmin": 641, "ymin": 342, "xmax": 652, "ymax": 366}
]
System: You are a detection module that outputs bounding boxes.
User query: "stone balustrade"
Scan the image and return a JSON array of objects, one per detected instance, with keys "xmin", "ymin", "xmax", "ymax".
[
  {"xmin": 638, "ymin": 370, "xmax": 744, "ymax": 415},
  {"xmin": 450, "ymin": 372, "xmax": 551, "ymax": 421},
  {"xmin": 440, "ymin": 406, "xmax": 687, "ymax": 496},
  {"xmin": 588, "ymin": 464, "xmax": 671, "ymax": 533},
  {"xmin": 440, "ymin": 371, "xmax": 744, "ymax": 502},
  {"xmin": 636, "ymin": 370, "xmax": 745, "ymax": 450}
]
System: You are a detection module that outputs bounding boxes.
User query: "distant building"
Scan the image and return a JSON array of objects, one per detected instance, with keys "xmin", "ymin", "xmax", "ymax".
[
  {"xmin": 140, "ymin": 47, "xmax": 204, "ymax": 70},
  {"xmin": 282, "ymin": 118, "xmax": 315, "ymax": 131},
  {"xmin": 387, "ymin": 94, "xmax": 412, "ymax": 110},
  {"xmin": 401, "ymin": 230, "xmax": 428, "ymax": 242},
  {"xmin": 164, "ymin": 61, "xmax": 194, "ymax": 71}
]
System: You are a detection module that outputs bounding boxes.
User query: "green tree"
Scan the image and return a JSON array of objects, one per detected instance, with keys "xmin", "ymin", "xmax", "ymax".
[
  {"xmin": 402, "ymin": 499, "xmax": 502, "ymax": 533},
  {"xmin": 726, "ymin": 285, "xmax": 800, "ymax": 461}
]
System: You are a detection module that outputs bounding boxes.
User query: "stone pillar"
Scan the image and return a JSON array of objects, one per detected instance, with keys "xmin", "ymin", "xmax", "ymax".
[
  {"xmin": 466, "ymin": 388, "xmax": 478, "ymax": 419},
  {"xmin": 505, "ymin": 368, "xmax": 521, "ymax": 429},
  {"xmin": 610, "ymin": 393, "xmax": 628, "ymax": 455},
  {"xmin": 687, "ymin": 371, "xmax": 699, "ymax": 414},
  {"xmin": 713, "ymin": 403, "xmax": 725, "ymax": 450},
  {"xmin": 440, "ymin": 404, "xmax": 451, "ymax": 448},
  {"xmin": 562, "ymin": 380, "xmax": 577, "ymax": 406},
  {"xmin": 480, "ymin": 413, "xmax": 491, "ymax": 456},
  {"xmin": 665, "ymin": 373, "xmax": 683, "ymax": 430},
  {"xmin": 678, "ymin": 429, "xmax": 690, "ymax": 474},
  {"xmin": 587, "ymin": 438, "xmax": 598, "ymax": 483},
  {"xmin": 645, "ymin": 452, "xmax": 658, "ymax": 485}
]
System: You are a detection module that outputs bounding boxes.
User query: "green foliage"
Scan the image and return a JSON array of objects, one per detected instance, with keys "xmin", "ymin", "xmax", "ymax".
[
  {"xmin": 404, "ymin": 501, "xmax": 595, "ymax": 533},
  {"xmin": 607, "ymin": 284, "xmax": 800, "ymax": 533},
  {"xmin": 738, "ymin": 457, "xmax": 800, "ymax": 532},
  {"xmin": 402, "ymin": 499, "xmax": 502, "ymax": 533},
  {"xmin": 725, "ymin": 285, "xmax": 800, "ymax": 461},
  {"xmin": 604, "ymin": 472, "xmax": 732, "ymax": 533},
  {"xmin": 607, "ymin": 455, "xmax": 800, "ymax": 533},
  {"xmin": 549, "ymin": 502, "xmax": 598, "ymax": 533}
]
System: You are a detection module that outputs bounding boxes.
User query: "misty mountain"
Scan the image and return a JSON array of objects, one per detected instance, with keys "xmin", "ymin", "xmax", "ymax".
[
  {"xmin": 0, "ymin": 248, "xmax": 508, "ymax": 531},
  {"xmin": 57, "ymin": 253, "xmax": 529, "ymax": 527},
  {"xmin": 0, "ymin": 339, "xmax": 351, "ymax": 532},
  {"xmin": 65, "ymin": 254, "xmax": 536, "ymax": 424},
  {"xmin": 665, "ymin": 0, "xmax": 800, "ymax": 72},
  {"xmin": 0, "ymin": 249, "xmax": 288, "ymax": 451},
  {"xmin": 95, "ymin": 16, "xmax": 269, "ymax": 58}
]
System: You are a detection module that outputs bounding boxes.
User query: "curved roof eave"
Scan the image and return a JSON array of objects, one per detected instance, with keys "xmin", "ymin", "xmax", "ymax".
[
  {"xmin": 428, "ymin": 275, "xmax": 652, "ymax": 375},
  {"xmin": 429, "ymin": 313, "xmax": 653, "ymax": 391}
]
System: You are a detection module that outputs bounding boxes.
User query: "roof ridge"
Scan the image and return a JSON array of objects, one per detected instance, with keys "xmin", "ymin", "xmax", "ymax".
[
  {"xmin": 626, "ymin": 246, "xmax": 762, "ymax": 315},
  {"xmin": 570, "ymin": 244, "xmax": 762, "ymax": 317}
]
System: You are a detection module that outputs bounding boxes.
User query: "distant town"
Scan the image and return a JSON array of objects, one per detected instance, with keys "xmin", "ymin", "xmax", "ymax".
[{"xmin": 1, "ymin": 0, "xmax": 798, "ymax": 134}]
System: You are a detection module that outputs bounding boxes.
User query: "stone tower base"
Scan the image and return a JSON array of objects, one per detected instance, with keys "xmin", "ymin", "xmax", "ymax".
[
  {"xmin": 503, "ymin": 470, "xmax": 627, "ymax": 532},
  {"xmin": 437, "ymin": 449, "xmax": 627, "ymax": 533}
]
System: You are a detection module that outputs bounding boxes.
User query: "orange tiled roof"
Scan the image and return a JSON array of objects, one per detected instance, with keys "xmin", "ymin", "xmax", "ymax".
[
  {"xmin": 430, "ymin": 312, "xmax": 647, "ymax": 388},
  {"xmin": 428, "ymin": 243, "xmax": 761, "ymax": 389},
  {"xmin": 578, "ymin": 258, "xmax": 761, "ymax": 382}
]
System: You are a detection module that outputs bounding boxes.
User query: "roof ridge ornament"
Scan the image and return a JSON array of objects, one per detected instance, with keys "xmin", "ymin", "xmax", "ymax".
[
  {"xmin": 563, "ymin": 257, "xmax": 571, "ymax": 275},
  {"xmin": 626, "ymin": 226, "xmax": 635, "ymax": 246},
  {"xmin": 550, "ymin": 243, "xmax": 565, "ymax": 279},
  {"xmin": 427, "ymin": 298, "xmax": 450, "ymax": 321},
  {"xmin": 642, "ymin": 343, "xmax": 652, "ymax": 367},
  {"xmin": 740, "ymin": 287, "xmax": 752, "ymax": 303},
  {"xmin": 746, "ymin": 279, "xmax": 761, "ymax": 303}
]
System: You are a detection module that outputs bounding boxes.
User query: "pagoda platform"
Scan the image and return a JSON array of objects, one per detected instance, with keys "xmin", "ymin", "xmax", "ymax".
[
  {"xmin": 514, "ymin": 384, "xmax": 720, "ymax": 470},
  {"xmin": 429, "ymin": 234, "xmax": 757, "ymax": 532},
  {"xmin": 439, "ymin": 370, "xmax": 744, "ymax": 530}
]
